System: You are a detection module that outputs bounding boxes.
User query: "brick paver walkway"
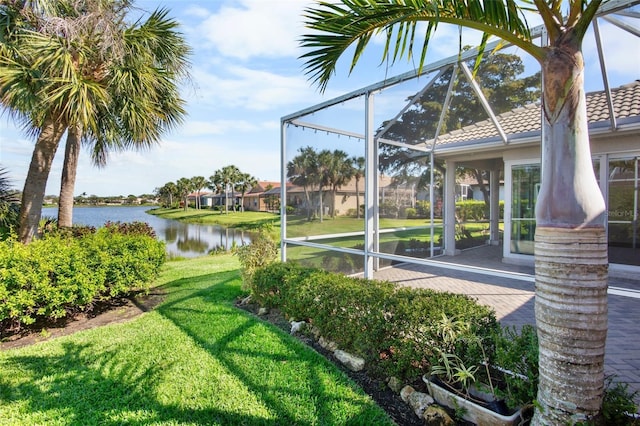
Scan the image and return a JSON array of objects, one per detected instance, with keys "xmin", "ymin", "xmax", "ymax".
[{"xmin": 372, "ymin": 245, "xmax": 640, "ymax": 404}]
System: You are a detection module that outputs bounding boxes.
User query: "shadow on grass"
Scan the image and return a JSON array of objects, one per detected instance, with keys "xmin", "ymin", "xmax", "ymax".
[
  {"xmin": 156, "ymin": 272, "xmax": 390, "ymax": 425},
  {"xmin": 0, "ymin": 269, "xmax": 391, "ymax": 425}
]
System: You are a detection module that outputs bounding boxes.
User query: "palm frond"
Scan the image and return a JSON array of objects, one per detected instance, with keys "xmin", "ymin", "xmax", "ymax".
[{"xmin": 301, "ymin": 0, "xmax": 545, "ymax": 92}]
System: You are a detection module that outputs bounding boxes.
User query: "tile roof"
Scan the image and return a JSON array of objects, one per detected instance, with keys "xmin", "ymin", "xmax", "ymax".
[{"xmin": 430, "ymin": 80, "xmax": 640, "ymax": 147}]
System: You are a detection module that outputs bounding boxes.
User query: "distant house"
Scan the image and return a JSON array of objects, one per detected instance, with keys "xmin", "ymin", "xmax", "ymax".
[
  {"xmin": 242, "ymin": 181, "xmax": 281, "ymax": 212},
  {"xmin": 187, "ymin": 181, "xmax": 283, "ymax": 212},
  {"xmin": 286, "ymin": 175, "xmax": 415, "ymax": 218}
]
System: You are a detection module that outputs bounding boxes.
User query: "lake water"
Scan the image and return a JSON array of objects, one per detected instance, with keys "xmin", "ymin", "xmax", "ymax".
[{"xmin": 40, "ymin": 206, "xmax": 254, "ymax": 258}]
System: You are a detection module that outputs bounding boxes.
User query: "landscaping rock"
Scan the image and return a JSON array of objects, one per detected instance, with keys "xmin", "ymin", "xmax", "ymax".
[
  {"xmin": 407, "ymin": 389, "xmax": 434, "ymax": 418},
  {"xmin": 400, "ymin": 385, "xmax": 415, "ymax": 403},
  {"xmin": 318, "ymin": 336, "xmax": 338, "ymax": 352},
  {"xmin": 423, "ymin": 405, "xmax": 454, "ymax": 426},
  {"xmin": 257, "ymin": 307, "xmax": 269, "ymax": 316},
  {"xmin": 400, "ymin": 385, "xmax": 435, "ymax": 419},
  {"xmin": 334, "ymin": 349, "xmax": 365, "ymax": 372},
  {"xmin": 387, "ymin": 376, "xmax": 403, "ymax": 393},
  {"xmin": 308, "ymin": 325, "xmax": 322, "ymax": 339},
  {"xmin": 290, "ymin": 320, "xmax": 306, "ymax": 335}
]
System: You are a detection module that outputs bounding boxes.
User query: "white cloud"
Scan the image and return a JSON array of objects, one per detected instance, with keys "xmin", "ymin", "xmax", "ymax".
[
  {"xmin": 197, "ymin": 0, "xmax": 312, "ymax": 60},
  {"xmin": 189, "ymin": 64, "xmax": 324, "ymax": 111},
  {"xmin": 180, "ymin": 119, "xmax": 260, "ymax": 136}
]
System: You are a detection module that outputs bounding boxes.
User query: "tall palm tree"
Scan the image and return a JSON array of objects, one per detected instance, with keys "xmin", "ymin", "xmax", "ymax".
[
  {"xmin": 0, "ymin": 1, "xmax": 189, "ymax": 238},
  {"xmin": 301, "ymin": 1, "xmax": 610, "ymax": 423},
  {"xmin": 57, "ymin": 6, "xmax": 189, "ymax": 227}
]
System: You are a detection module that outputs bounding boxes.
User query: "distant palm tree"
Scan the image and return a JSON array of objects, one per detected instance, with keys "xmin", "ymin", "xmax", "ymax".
[
  {"xmin": 301, "ymin": 0, "xmax": 610, "ymax": 422},
  {"xmin": 155, "ymin": 181, "xmax": 178, "ymax": 208},
  {"xmin": 315, "ymin": 149, "xmax": 333, "ymax": 222},
  {"xmin": 206, "ymin": 177, "xmax": 221, "ymax": 211},
  {"xmin": 235, "ymin": 173, "xmax": 257, "ymax": 212},
  {"xmin": 287, "ymin": 146, "xmax": 317, "ymax": 221},
  {"xmin": 176, "ymin": 177, "xmax": 194, "ymax": 212},
  {"xmin": 212, "ymin": 165, "xmax": 241, "ymax": 214},
  {"xmin": 351, "ymin": 156, "xmax": 365, "ymax": 219},
  {"xmin": 190, "ymin": 176, "xmax": 208, "ymax": 210},
  {"xmin": 326, "ymin": 150, "xmax": 354, "ymax": 217}
]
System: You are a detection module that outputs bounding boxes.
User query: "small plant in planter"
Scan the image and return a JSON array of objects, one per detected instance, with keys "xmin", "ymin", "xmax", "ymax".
[{"xmin": 424, "ymin": 314, "xmax": 529, "ymax": 426}]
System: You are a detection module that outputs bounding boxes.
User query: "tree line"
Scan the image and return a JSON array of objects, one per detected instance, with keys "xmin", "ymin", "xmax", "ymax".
[
  {"xmin": 154, "ymin": 165, "xmax": 258, "ymax": 214},
  {"xmin": 287, "ymin": 147, "xmax": 365, "ymax": 222}
]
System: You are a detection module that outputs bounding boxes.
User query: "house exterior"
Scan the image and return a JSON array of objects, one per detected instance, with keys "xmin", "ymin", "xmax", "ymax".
[
  {"xmin": 286, "ymin": 175, "xmax": 415, "ymax": 218},
  {"xmin": 430, "ymin": 80, "xmax": 640, "ymax": 276},
  {"xmin": 187, "ymin": 181, "xmax": 282, "ymax": 212}
]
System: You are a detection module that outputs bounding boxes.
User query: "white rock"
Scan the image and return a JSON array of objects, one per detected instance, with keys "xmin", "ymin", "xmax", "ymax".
[
  {"xmin": 290, "ymin": 320, "xmax": 306, "ymax": 335},
  {"xmin": 334, "ymin": 349, "xmax": 365, "ymax": 372},
  {"xmin": 257, "ymin": 307, "xmax": 269, "ymax": 316},
  {"xmin": 318, "ymin": 336, "xmax": 338, "ymax": 352},
  {"xmin": 387, "ymin": 376, "xmax": 403, "ymax": 393},
  {"xmin": 408, "ymin": 390, "xmax": 434, "ymax": 418},
  {"xmin": 400, "ymin": 385, "xmax": 415, "ymax": 403}
]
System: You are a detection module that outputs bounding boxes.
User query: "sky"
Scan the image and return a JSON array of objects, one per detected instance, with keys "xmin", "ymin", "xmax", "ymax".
[{"xmin": 0, "ymin": 0, "xmax": 638, "ymax": 197}]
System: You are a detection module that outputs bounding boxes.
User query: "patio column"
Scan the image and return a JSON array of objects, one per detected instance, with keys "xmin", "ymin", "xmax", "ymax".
[
  {"xmin": 490, "ymin": 168, "xmax": 501, "ymax": 245},
  {"xmin": 444, "ymin": 159, "xmax": 457, "ymax": 256}
]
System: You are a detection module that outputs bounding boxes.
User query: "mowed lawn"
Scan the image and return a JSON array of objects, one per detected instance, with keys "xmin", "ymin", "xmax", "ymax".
[{"xmin": 0, "ymin": 255, "xmax": 393, "ymax": 426}]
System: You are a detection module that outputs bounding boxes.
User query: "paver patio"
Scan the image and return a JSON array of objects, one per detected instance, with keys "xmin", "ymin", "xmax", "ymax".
[{"xmin": 372, "ymin": 245, "xmax": 640, "ymax": 404}]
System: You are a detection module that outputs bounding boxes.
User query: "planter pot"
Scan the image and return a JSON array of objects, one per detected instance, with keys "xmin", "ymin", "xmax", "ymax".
[{"xmin": 423, "ymin": 375, "xmax": 526, "ymax": 426}]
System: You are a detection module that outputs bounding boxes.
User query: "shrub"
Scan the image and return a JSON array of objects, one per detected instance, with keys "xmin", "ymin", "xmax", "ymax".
[
  {"xmin": 249, "ymin": 262, "xmax": 498, "ymax": 383},
  {"xmin": 456, "ymin": 200, "xmax": 487, "ymax": 221},
  {"xmin": 404, "ymin": 207, "xmax": 417, "ymax": 219},
  {"xmin": 0, "ymin": 236, "xmax": 105, "ymax": 327},
  {"xmin": 103, "ymin": 221, "xmax": 157, "ymax": 238},
  {"xmin": 234, "ymin": 231, "xmax": 278, "ymax": 290},
  {"xmin": 0, "ymin": 226, "xmax": 165, "ymax": 330},
  {"xmin": 602, "ymin": 376, "xmax": 639, "ymax": 424},
  {"xmin": 83, "ymin": 227, "xmax": 165, "ymax": 297}
]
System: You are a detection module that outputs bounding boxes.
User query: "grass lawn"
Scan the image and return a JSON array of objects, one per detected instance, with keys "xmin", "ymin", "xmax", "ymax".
[
  {"xmin": 149, "ymin": 208, "xmax": 280, "ymax": 230},
  {"xmin": 0, "ymin": 255, "xmax": 393, "ymax": 426}
]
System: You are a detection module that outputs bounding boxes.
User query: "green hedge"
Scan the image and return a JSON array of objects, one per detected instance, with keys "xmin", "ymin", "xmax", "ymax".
[
  {"xmin": 0, "ymin": 226, "xmax": 165, "ymax": 328},
  {"xmin": 455, "ymin": 200, "xmax": 505, "ymax": 221},
  {"xmin": 251, "ymin": 262, "xmax": 498, "ymax": 381}
]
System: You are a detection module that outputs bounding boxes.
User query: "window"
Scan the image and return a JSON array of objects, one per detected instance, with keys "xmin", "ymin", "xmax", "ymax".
[{"xmin": 510, "ymin": 164, "xmax": 540, "ymax": 255}]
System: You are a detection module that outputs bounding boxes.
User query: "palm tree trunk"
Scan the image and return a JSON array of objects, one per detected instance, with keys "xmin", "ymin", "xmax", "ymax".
[
  {"xmin": 355, "ymin": 178, "xmax": 361, "ymax": 219},
  {"xmin": 304, "ymin": 186, "xmax": 311, "ymax": 221},
  {"xmin": 532, "ymin": 42, "xmax": 608, "ymax": 425},
  {"xmin": 18, "ymin": 119, "xmax": 67, "ymax": 243},
  {"xmin": 318, "ymin": 186, "xmax": 324, "ymax": 223},
  {"xmin": 58, "ymin": 126, "xmax": 81, "ymax": 228}
]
